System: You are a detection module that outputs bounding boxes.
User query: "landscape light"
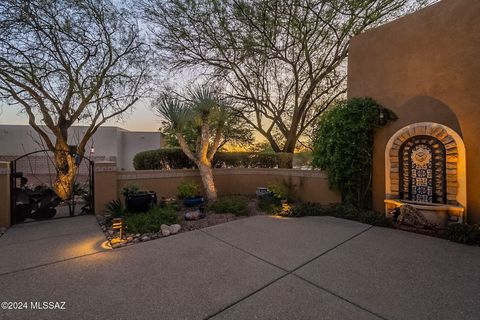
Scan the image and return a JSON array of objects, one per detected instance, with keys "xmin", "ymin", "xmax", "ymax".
[{"xmin": 111, "ymin": 218, "xmax": 123, "ymax": 244}]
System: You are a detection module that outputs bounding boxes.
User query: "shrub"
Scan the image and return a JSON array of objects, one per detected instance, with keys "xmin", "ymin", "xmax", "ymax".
[
  {"xmin": 293, "ymin": 152, "xmax": 312, "ymax": 168},
  {"xmin": 312, "ymin": 98, "xmax": 396, "ymax": 208},
  {"xmin": 248, "ymin": 153, "xmax": 281, "ymax": 168},
  {"xmin": 287, "ymin": 203, "xmax": 391, "ymax": 227},
  {"xmin": 121, "ymin": 184, "xmax": 140, "ymax": 197},
  {"xmin": 257, "ymin": 195, "xmax": 282, "ymax": 214},
  {"xmin": 210, "ymin": 196, "xmax": 249, "ymax": 216},
  {"xmin": 267, "ymin": 182, "xmax": 287, "ymax": 200},
  {"xmin": 177, "ymin": 180, "xmax": 200, "ymax": 199},
  {"xmin": 267, "ymin": 179, "xmax": 298, "ymax": 202},
  {"xmin": 124, "ymin": 206, "xmax": 179, "ymax": 234},
  {"xmin": 289, "ymin": 202, "xmax": 328, "ymax": 217},
  {"xmin": 446, "ymin": 223, "xmax": 480, "ymax": 245},
  {"xmin": 133, "ymin": 149, "xmax": 294, "ymax": 170},
  {"xmin": 133, "ymin": 148, "xmax": 195, "ymax": 170}
]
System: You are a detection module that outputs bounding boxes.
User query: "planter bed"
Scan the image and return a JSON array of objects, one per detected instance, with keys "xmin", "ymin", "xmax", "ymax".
[{"xmin": 97, "ymin": 197, "xmax": 264, "ymax": 248}]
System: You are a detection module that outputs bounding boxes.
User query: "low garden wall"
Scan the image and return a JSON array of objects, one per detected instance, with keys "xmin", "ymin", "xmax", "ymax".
[{"xmin": 93, "ymin": 165, "xmax": 341, "ymax": 213}]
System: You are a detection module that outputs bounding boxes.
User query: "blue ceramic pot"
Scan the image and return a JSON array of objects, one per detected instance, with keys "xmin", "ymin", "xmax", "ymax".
[{"xmin": 183, "ymin": 196, "xmax": 204, "ymax": 207}]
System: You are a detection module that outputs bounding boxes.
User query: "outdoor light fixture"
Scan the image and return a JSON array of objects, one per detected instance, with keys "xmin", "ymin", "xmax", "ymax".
[
  {"xmin": 379, "ymin": 109, "xmax": 387, "ymax": 125},
  {"xmin": 111, "ymin": 218, "xmax": 123, "ymax": 244},
  {"xmin": 90, "ymin": 146, "xmax": 95, "ymax": 154}
]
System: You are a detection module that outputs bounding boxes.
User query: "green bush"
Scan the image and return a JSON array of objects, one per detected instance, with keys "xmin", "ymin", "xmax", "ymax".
[
  {"xmin": 257, "ymin": 196, "xmax": 282, "ymax": 215},
  {"xmin": 177, "ymin": 180, "xmax": 200, "ymax": 199},
  {"xmin": 124, "ymin": 206, "xmax": 179, "ymax": 234},
  {"xmin": 288, "ymin": 203, "xmax": 391, "ymax": 227},
  {"xmin": 446, "ymin": 223, "xmax": 480, "ymax": 245},
  {"xmin": 312, "ymin": 98, "xmax": 396, "ymax": 208},
  {"xmin": 134, "ymin": 148, "xmax": 195, "ymax": 170},
  {"xmin": 121, "ymin": 184, "xmax": 140, "ymax": 197},
  {"xmin": 289, "ymin": 202, "xmax": 328, "ymax": 217},
  {"xmin": 210, "ymin": 196, "xmax": 249, "ymax": 216},
  {"xmin": 133, "ymin": 149, "xmax": 293, "ymax": 170},
  {"xmin": 267, "ymin": 182, "xmax": 287, "ymax": 200},
  {"xmin": 266, "ymin": 178, "xmax": 299, "ymax": 202}
]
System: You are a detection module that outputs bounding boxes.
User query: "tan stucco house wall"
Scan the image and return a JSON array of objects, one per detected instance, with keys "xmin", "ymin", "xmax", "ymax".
[{"xmin": 347, "ymin": 0, "xmax": 480, "ymax": 223}]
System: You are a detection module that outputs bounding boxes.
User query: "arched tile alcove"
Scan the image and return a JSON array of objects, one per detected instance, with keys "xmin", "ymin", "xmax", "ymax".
[{"xmin": 384, "ymin": 122, "xmax": 467, "ymax": 222}]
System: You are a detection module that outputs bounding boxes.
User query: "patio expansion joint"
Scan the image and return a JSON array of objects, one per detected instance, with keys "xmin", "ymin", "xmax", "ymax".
[
  {"xmin": 0, "ymin": 249, "xmax": 110, "ymax": 278},
  {"xmin": 201, "ymin": 225, "xmax": 389, "ymax": 320},
  {"xmin": 0, "ymin": 228, "xmax": 104, "ymax": 248}
]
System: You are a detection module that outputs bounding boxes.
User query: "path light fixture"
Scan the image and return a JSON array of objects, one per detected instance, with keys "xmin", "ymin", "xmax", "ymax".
[{"xmin": 111, "ymin": 218, "xmax": 123, "ymax": 244}]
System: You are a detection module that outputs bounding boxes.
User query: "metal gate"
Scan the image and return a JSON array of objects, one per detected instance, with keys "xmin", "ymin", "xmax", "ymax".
[{"xmin": 10, "ymin": 149, "xmax": 95, "ymax": 224}]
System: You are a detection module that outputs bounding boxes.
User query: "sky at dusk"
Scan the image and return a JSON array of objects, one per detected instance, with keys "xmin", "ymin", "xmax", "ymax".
[{"xmin": 0, "ymin": 100, "xmax": 162, "ymax": 132}]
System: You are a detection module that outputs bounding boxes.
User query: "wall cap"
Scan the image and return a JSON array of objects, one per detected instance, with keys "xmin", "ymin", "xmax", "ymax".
[{"xmin": 118, "ymin": 168, "xmax": 327, "ymax": 180}]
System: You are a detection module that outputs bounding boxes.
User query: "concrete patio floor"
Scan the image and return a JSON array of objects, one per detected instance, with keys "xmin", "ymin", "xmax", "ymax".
[{"xmin": 0, "ymin": 215, "xmax": 479, "ymax": 320}]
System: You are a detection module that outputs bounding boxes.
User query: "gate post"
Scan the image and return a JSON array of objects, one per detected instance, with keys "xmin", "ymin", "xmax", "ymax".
[
  {"xmin": 94, "ymin": 161, "xmax": 117, "ymax": 215},
  {"xmin": 0, "ymin": 162, "xmax": 11, "ymax": 228}
]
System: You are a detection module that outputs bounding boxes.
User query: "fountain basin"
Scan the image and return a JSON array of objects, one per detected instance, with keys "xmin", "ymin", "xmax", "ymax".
[{"xmin": 384, "ymin": 199, "xmax": 465, "ymax": 227}]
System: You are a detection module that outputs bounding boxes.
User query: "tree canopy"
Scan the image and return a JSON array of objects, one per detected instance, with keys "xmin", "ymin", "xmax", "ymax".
[{"xmin": 142, "ymin": 0, "xmax": 430, "ymax": 155}]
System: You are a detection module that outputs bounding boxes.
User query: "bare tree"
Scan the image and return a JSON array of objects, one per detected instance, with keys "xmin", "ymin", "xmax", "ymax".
[
  {"xmin": 0, "ymin": 0, "xmax": 150, "ymax": 199},
  {"xmin": 156, "ymin": 87, "xmax": 230, "ymax": 202},
  {"xmin": 142, "ymin": 0, "xmax": 430, "ymax": 166}
]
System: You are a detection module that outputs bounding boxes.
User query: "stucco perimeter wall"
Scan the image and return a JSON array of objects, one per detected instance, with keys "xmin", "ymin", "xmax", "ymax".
[
  {"xmin": 116, "ymin": 169, "xmax": 340, "ymax": 205},
  {"xmin": 347, "ymin": 0, "xmax": 480, "ymax": 223}
]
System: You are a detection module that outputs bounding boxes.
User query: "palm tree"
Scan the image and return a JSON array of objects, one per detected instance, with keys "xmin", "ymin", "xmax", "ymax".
[{"xmin": 156, "ymin": 87, "xmax": 229, "ymax": 202}]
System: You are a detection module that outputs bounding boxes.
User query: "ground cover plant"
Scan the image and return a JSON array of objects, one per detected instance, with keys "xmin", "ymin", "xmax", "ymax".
[
  {"xmin": 210, "ymin": 196, "xmax": 249, "ymax": 216},
  {"xmin": 282, "ymin": 202, "xmax": 392, "ymax": 227},
  {"xmin": 123, "ymin": 205, "xmax": 179, "ymax": 234},
  {"xmin": 446, "ymin": 223, "xmax": 480, "ymax": 245}
]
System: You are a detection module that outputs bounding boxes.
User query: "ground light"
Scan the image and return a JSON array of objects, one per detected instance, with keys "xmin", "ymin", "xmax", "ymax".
[{"xmin": 111, "ymin": 218, "xmax": 123, "ymax": 245}]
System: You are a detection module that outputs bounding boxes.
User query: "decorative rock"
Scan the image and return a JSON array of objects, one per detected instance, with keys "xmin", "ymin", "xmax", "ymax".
[
  {"xmin": 0, "ymin": 227, "xmax": 6, "ymax": 233},
  {"xmin": 141, "ymin": 236, "xmax": 150, "ymax": 242},
  {"xmin": 184, "ymin": 209, "xmax": 206, "ymax": 221},
  {"xmin": 160, "ymin": 224, "xmax": 169, "ymax": 230},
  {"xmin": 126, "ymin": 236, "xmax": 134, "ymax": 242},
  {"xmin": 169, "ymin": 224, "xmax": 181, "ymax": 234},
  {"xmin": 161, "ymin": 228, "xmax": 171, "ymax": 236},
  {"xmin": 135, "ymin": 233, "xmax": 141, "ymax": 238}
]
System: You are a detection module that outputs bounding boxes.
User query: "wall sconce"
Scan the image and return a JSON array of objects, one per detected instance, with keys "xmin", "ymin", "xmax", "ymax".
[
  {"xmin": 111, "ymin": 218, "xmax": 123, "ymax": 244},
  {"xmin": 379, "ymin": 109, "xmax": 387, "ymax": 125}
]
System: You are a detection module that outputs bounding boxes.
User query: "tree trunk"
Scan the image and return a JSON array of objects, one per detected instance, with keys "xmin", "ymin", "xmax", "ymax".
[
  {"xmin": 198, "ymin": 161, "xmax": 217, "ymax": 203},
  {"xmin": 53, "ymin": 142, "xmax": 77, "ymax": 200},
  {"xmin": 277, "ymin": 152, "xmax": 294, "ymax": 169}
]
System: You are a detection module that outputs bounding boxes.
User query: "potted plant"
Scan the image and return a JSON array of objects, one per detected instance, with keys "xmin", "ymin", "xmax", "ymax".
[
  {"xmin": 122, "ymin": 184, "xmax": 157, "ymax": 213},
  {"xmin": 178, "ymin": 181, "xmax": 204, "ymax": 207}
]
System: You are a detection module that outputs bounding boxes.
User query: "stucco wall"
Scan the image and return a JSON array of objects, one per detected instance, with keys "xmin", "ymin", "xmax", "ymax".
[
  {"xmin": 347, "ymin": 0, "xmax": 480, "ymax": 222},
  {"xmin": 119, "ymin": 131, "xmax": 164, "ymax": 171},
  {"xmin": 116, "ymin": 169, "xmax": 340, "ymax": 206}
]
